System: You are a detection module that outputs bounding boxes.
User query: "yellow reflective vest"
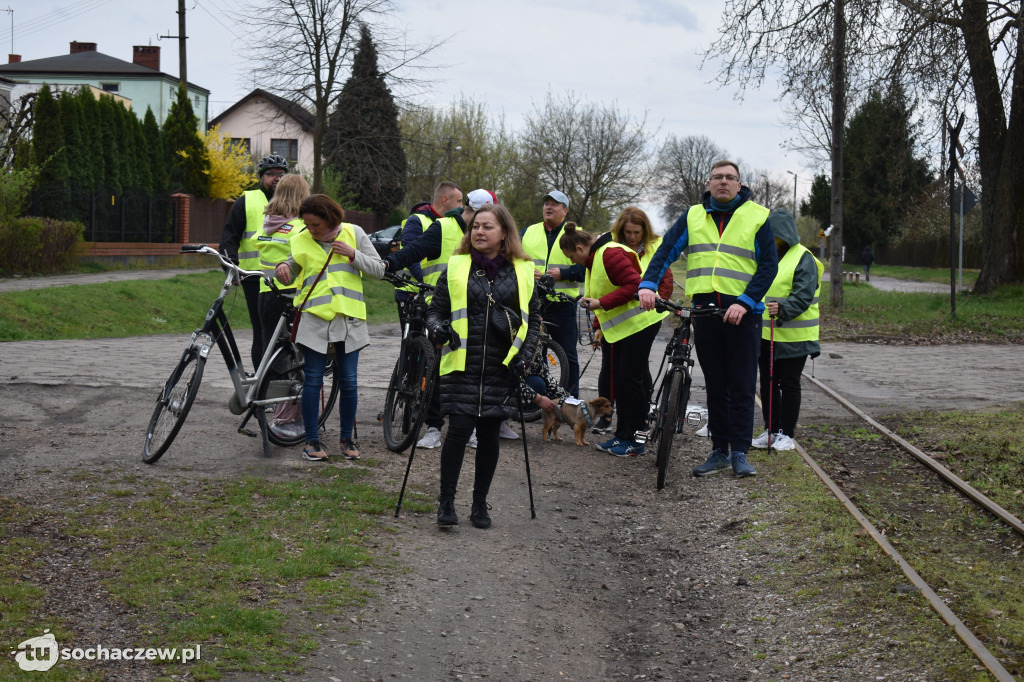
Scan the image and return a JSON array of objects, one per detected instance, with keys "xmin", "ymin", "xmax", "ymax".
[
  {"xmin": 240, "ymin": 189, "xmax": 269, "ymax": 271},
  {"xmin": 587, "ymin": 242, "xmax": 661, "ymax": 343},
  {"xmin": 685, "ymin": 201, "xmax": 770, "ymax": 296},
  {"xmin": 762, "ymin": 244, "xmax": 823, "ymax": 343},
  {"xmin": 522, "ymin": 222, "xmax": 582, "ymax": 301},
  {"xmin": 439, "ymin": 255, "xmax": 535, "ymax": 375},
  {"xmin": 256, "ymin": 217, "xmax": 303, "ymax": 293},
  {"xmin": 420, "ymin": 217, "xmax": 464, "ymax": 297},
  {"xmin": 290, "ymin": 224, "xmax": 366, "ymax": 321},
  {"xmin": 635, "ymin": 237, "xmax": 668, "ymax": 323}
]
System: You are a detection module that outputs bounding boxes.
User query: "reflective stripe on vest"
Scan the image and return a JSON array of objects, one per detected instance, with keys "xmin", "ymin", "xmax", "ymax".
[
  {"xmin": 420, "ymin": 217, "xmax": 463, "ymax": 301},
  {"xmin": 395, "ymin": 212, "xmax": 435, "ymax": 293},
  {"xmin": 762, "ymin": 244, "xmax": 824, "ymax": 343},
  {"xmin": 240, "ymin": 190, "xmax": 268, "ymax": 270},
  {"xmin": 636, "ymin": 237, "xmax": 668, "ymax": 323},
  {"xmin": 586, "ymin": 242, "xmax": 661, "ymax": 343},
  {"xmin": 440, "ymin": 255, "xmax": 536, "ymax": 375},
  {"xmin": 522, "ymin": 222, "xmax": 582, "ymax": 301},
  {"xmin": 257, "ymin": 217, "xmax": 303, "ymax": 293},
  {"xmin": 291, "ymin": 224, "xmax": 366, "ymax": 321},
  {"xmin": 684, "ymin": 201, "xmax": 769, "ymax": 296}
]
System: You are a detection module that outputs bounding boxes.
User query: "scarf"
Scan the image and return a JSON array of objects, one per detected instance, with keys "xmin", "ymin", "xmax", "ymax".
[
  {"xmin": 708, "ymin": 193, "xmax": 744, "ymax": 213},
  {"xmin": 470, "ymin": 248, "xmax": 507, "ymax": 282}
]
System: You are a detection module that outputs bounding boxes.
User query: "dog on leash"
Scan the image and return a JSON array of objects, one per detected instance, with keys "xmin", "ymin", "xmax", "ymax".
[{"xmin": 542, "ymin": 397, "xmax": 613, "ymax": 446}]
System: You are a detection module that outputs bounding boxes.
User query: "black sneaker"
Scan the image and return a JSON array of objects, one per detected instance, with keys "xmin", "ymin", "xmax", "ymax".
[
  {"xmin": 470, "ymin": 500, "xmax": 492, "ymax": 529},
  {"xmin": 437, "ymin": 496, "xmax": 458, "ymax": 526},
  {"xmin": 592, "ymin": 415, "xmax": 613, "ymax": 434}
]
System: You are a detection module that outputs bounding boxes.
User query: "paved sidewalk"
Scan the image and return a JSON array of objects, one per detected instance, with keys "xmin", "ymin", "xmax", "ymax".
[{"xmin": 0, "ymin": 267, "xmax": 217, "ymax": 293}]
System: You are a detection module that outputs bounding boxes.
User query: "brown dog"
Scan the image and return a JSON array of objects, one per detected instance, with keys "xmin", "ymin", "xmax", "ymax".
[{"xmin": 542, "ymin": 397, "xmax": 614, "ymax": 446}]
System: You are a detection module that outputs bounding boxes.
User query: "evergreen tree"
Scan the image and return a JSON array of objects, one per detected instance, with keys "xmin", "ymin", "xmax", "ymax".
[
  {"xmin": 117, "ymin": 103, "xmax": 139, "ymax": 192},
  {"xmin": 163, "ymin": 84, "xmax": 210, "ymax": 197},
  {"xmin": 32, "ymin": 84, "xmax": 70, "ymax": 218},
  {"xmin": 97, "ymin": 95, "xmax": 122, "ymax": 193},
  {"xmin": 324, "ymin": 24, "xmax": 405, "ymax": 213},
  {"xmin": 800, "ymin": 174, "xmax": 832, "ymax": 229},
  {"xmin": 842, "ymin": 84, "xmax": 931, "ymax": 249},
  {"xmin": 75, "ymin": 88, "xmax": 103, "ymax": 193},
  {"xmin": 143, "ymin": 107, "xmax": 167, "ymax": 192},
  {"xmin": 58, "ymin": 91, "xmax": 89, "ymax": 222}
]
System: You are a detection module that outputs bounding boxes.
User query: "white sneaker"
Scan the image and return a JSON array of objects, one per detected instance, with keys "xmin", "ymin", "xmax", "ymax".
[
  {"xmin": 750, "ymin": 430, "xmax": 771, "ymax": 449},
  {"xmin": 695, "ymin": 424, "xmax": 710, "ymax": 438},
  {"xmin": 769, "ymin": 432, "xmax": 796, "ymax": 451},
  {"xmin": 499, "ymin": 421, "xmax": 519, "ymax": 439},
  {"xmin": 416, "ymin": 426, "xmax": 443, "ymax": 449},
  {"xmin": 467, "ymin": 429, "xmax": 478, "ymax": 449}
]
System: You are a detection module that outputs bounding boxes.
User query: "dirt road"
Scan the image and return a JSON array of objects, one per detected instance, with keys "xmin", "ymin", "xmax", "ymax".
[{"xmin": 3, "ymin": 315, "xmax": 1022, "ymax": 680}]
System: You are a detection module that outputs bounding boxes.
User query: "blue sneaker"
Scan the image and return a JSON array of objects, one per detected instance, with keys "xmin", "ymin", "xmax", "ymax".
[
  {"xmin": 595, "ymin": 437, "xmax": 626, "ymax": 452},
  {"xmin": 608, "ymin": 439, "xmax": 645, "ymax": 457},
  {"xmin": 731, "ymin": 451, "xmax": 757, "ymax": 477},
  {"xmin": 692, "ymin": 449, "xmax": 731, "ymax": 477}
]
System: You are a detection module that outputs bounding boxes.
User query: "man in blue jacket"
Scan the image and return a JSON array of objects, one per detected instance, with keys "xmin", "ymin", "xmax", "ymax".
[{"xmin": 639, "ymin": 161, "xmax": 778, "ymax": 477}]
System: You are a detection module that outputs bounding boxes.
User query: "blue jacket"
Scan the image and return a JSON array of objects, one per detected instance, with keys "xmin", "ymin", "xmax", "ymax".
[{"xmin": 640, "ymin": 186, "xmax": 777, "ymax": 313}]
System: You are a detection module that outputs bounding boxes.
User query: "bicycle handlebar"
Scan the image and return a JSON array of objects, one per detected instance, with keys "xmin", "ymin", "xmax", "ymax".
[
  {"xmin": 182, "ymin": 244, "xmax": 284, "ymax": 295},
  {"xmin": 383, "ymin": 271, "xmax": 436, "ymax": 293},
  {"xmin": 536, "ymin": 274, "xmax": 580, "ymax": 305},
  {"xmin": 640, "ymin": 294, "xmax": 724, "ymax": 319}
]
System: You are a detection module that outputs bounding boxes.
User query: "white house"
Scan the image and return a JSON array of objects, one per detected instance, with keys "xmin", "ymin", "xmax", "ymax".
[{"xmin": 208, "ymin": 89, "xmax": 315, "ymax": 175}]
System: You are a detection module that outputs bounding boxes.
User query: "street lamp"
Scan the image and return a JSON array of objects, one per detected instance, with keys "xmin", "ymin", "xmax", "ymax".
[
  {"xmin": 786, "ymin": 170, "xmax": 797, "ymax": 218},
  {"xmin": 761, "ymin": 174, "xmax": 770, "ymax": 204}
]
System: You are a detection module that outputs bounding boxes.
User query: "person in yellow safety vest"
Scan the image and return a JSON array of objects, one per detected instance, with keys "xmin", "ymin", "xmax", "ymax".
[
  {"xmin": 590, "ymin": 207, "xmax": 675, "ymax": 436},
  {"xmin": 751, "ymin": 208, "xmax": 822, "ymax": 453},
  {"xmin": 392, "ymin": 181, "xmax": 464, "ymax": 329},
  {"xmin": 519, "ymin": 190, "xmax": 585, "ymax": 396},
  {"xmin": 559, "ymin": 224, "xmax": 659, "ymax": 458},
  {"xmin": 274, "ymin": 195, "xmax": 385, "ymax": 463},
  {"xmin": 424, "ymin": 204, "xmax": 548, "ymax": 530},
  {"xmin": 638, "ymin": 160, "xmax": 778, "ymax": 478},
  {"xmin": 255, "ymin": 173, "xmax": 311, "ymax": 441},
  {"xmin": 385, "ymin": 188, "xmax": 523, "ymax": 448},
  {"xmin": 219, "ymin": 154, "xmax": 289, "ymax": 369}
]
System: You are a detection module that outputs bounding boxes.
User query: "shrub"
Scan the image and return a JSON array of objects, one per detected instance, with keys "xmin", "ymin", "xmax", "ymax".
[
  {"xmin": 0, "ymin": 166, "xmax": 41, "ymax": 223},
  {"xmin": 0, "ymin": 216, "xmax": 84, "ymax": 275}
]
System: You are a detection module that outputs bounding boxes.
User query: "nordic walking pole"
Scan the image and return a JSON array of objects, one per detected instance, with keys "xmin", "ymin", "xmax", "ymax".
[
  {"xmin": 767, "ymin": 315, "xmax": 775, "ymax": 450},
  {"xmin": 513, "ymin": 372, "xmax": 537, "ymax": 519}
]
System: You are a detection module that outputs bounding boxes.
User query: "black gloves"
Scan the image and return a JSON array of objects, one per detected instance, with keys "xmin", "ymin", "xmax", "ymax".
[
  {"xmin": 510, "ymin": 358, "xmax": 527, "ymax": 378},
  {"xmin": 428, "ymin": 324, "xmax": 451, "ymax": 345}
]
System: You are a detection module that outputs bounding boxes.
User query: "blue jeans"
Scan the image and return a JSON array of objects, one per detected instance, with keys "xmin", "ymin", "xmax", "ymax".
[{"xmin": 301, "ymin": 343, "xmax": 359, "ymax": 444}]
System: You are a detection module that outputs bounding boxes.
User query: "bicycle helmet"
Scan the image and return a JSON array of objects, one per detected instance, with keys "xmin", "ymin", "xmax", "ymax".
[{"xmin": 257, "ymin": 154, "xmax": 289, "ymax": 176}]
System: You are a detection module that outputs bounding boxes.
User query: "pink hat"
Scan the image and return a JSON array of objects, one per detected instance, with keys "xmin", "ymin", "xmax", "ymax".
[{"xmin": 467, "ymin": 188, "xmax": 498, "ymax": 210}]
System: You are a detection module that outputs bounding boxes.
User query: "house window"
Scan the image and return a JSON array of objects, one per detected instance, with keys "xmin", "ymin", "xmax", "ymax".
[
  {"xmin": 271, "ymin": 138, "xmax": 299, "ymax": 165},
  {"xmin": 229, "ymin": 138, "xmax": 251, "ymax": 155},
  {"xmin": 100, "ymin": 82, "xmax": 120, "ymax": 93}
]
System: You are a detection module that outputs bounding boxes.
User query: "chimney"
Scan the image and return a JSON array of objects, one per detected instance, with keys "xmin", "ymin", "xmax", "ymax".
[
  {"xmin": 133, "ymin": 45, "xmax": 160, "ymax": 71},
  {"xmin": 69, "ymin": 42, "xmax": 97, "ymax": 54},
  {"xmin": 8, "ymin": 54, "xmax": 20, "ymax": 64}
]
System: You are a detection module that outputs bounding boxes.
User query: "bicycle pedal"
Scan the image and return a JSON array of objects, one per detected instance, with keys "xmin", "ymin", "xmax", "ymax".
[
  {"xmin": 238, "ymin": 427, "xmax": 258, "ymax": 438},
  {"xmin": 376, "ymin": 411, "xmax": 385, "ymax": 422},
  {"xmin": 634, "ymin": 430, "xmax": 649, "ymax": 444},
  {"xmin": 685, "ymin": 411, "xmax": 702, "ymax": 425}
]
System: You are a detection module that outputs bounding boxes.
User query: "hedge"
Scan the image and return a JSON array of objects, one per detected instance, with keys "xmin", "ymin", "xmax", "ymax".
[{"xmin": 0, "ymin": 216, "xmax": 84, "ymax": 275}]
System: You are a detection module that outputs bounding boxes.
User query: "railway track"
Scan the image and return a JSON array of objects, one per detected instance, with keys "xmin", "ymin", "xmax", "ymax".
[{"xmin": 793, "ymin": 372, "xmax": 1023, "ymax": 680}]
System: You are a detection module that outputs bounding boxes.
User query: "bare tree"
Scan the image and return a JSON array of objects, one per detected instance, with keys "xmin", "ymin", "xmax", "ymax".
[
  {"xmin": 653, "ymin": 134, "xmax": 727, "ymax": 222},
  {"xmin": 246, "ymin": 0, "xmax": 443, "ymax": 192},
  {"xmin": 703, "ymin": 0, "xmax": 1024, "ymax": 291},
  {"xmin": 0, "ymin": 91, "xmax": 36, "ymax": 169},
  {"xmin": 519, "ymin": 92, "xmax": 652, "ymax": 230}
]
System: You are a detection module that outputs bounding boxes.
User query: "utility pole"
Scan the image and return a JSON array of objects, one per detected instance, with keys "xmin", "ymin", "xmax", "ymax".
[
  {"xmin": 159, "ymin": 0, "xmax": 188, "ymax": 86},
  {"xmin": 2, "ymin": 7, "xmax": 12, "ymax": 56},
  {"xmin": 786, "ymin": 170, "xmax": 797, "ymax": 218}
]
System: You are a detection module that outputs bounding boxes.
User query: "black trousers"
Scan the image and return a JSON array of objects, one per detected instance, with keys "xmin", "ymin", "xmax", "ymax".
[
  {"xmin": 694, "ymin": 312, "xmax": 761, "ymax": 454},
  {"xmin": 439, "ymin": 414, "xmax": 502, "ymax": 502},
  {"xmin": 598, "ymin": 340, "xmax": 613, "ymax": 404},
  {"xmin": 611, "ymin": 321, "xmax": 661, "ymax": 442},
  {"xmin": 242, "ymin": 275, "xmax": 264, "ymax": 370},
  {"xmin": 758, "ymin": 342, "xmax": 807, "ymax": 437}
]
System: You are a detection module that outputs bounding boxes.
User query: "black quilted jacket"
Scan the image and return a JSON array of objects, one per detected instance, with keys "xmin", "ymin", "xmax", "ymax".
[{"xmin": 426, "ymin": 260, "xmax": 542, "ymax": 418}]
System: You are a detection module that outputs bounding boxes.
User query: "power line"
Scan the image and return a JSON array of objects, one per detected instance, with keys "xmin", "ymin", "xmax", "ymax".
[
  {"xmin": 0, "ymin": 0, "xmax": 114, "ymax": 45},
  {"xmin": 196, "ymin": 0, "xmax": 246, "ymax": 43}
]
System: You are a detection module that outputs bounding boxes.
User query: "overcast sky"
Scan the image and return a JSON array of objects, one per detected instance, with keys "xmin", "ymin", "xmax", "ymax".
[{"xmin": 4, "ymin": 0, "xmax": 811, "ymax": 215}]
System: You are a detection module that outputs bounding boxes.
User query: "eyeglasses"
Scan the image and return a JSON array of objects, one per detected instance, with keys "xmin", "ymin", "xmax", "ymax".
[
  {"xmin": 264, "ymin": 170, "xmax": 287, "ymax": 178},
  {"xmin": 710, "ymin": 174, "xmax": 739, "ymax": 182}
]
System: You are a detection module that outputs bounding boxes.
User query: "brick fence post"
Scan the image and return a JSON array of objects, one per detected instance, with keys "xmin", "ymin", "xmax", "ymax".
[{"xmin": 171, "ymin": 193, "xmax": 193, "ymax": 243}]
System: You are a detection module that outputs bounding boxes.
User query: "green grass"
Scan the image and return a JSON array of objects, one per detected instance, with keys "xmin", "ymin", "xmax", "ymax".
[
  {"xmin": 871, "ymin": 264, "xmax": 980, "ymax": 287},
  {"xmin": 0, "ymin": 272, "xmax": 400, "ymax": 341},
  {"xmin": 0, "ymin": 467, "xmax": 432, "ymax": 680}
]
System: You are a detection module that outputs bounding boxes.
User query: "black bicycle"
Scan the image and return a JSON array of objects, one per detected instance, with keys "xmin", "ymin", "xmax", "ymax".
[
  {"xmin": 519, "ymin": 275, "xmax": 574, "ymax": 421},
  {"xmin": 143, "ymin": 245, "xmax": 340, "ymax": 463},
  {"xmin": 636, "ymin": 299, "xmax": 723, "ymax": 489},
  {"xmin": 381, "ymin": 272, "xmax": 439, "ymax": 452}
]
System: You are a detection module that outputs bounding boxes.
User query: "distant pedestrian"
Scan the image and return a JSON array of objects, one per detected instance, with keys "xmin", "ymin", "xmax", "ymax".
[{"xmin": 860, "ymin": 245, "xmax": 874, "ymax": 282}]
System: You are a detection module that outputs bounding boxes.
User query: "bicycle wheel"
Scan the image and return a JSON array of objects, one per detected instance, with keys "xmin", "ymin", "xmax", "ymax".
[
  {"xmin": 258, "ymin": 344, "xmax": 341, "ymax": 447},
  {"xmin": 656, "ymin": 370, "xmax": 684, "ymax": 490},
  {"xmin": 521, "ymin": 337, "xmax": 571, "ymax": 422},
  {"xmin": 383, "ymin": 335, "xmax": 436, "ymax": 452},
  {"xmin": 143, "ymin": 348, "xmax": 206, "ymax": 464}
]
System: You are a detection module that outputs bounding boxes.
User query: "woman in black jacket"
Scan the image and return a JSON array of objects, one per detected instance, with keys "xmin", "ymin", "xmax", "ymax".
[{"xmin": 425, "ymin": 204, "xmax": 542, "ymax": 529}]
